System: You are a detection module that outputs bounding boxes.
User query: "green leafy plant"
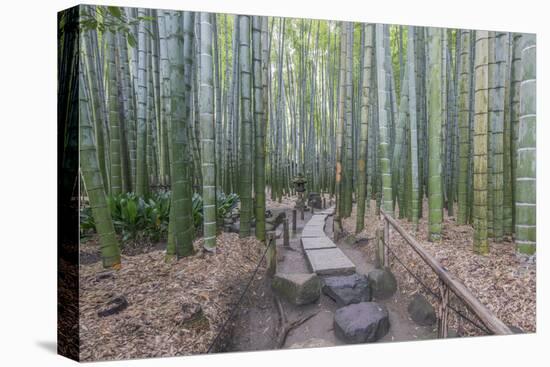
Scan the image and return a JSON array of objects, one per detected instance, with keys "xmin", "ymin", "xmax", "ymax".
[{"xmin": 80, "ymin": 190, "xmax": 238, "ymax": 242}]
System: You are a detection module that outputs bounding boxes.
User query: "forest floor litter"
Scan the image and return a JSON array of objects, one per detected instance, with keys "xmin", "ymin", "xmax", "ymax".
[
  {"xmin": 79, "ymin": 232, "xmax": 265, "ymax": 361},
  {"xmin": 342, "ymin": 200, "xmax": 536, "ymax": 335}
]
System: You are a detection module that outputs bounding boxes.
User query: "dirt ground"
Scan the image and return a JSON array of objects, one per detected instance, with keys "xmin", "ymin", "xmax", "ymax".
[
  {"xmin": 78, "ymin": 194, "xmax": 534, "ymax": 361},
  {"xmin": 78, "ymin": 233, "xmax": 265, "ymax": 361}
]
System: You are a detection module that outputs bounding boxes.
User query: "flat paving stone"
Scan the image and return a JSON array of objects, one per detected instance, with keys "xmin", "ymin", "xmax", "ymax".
[
  {"xmin": 302, "ymin": 226, "xmax": 326, "ymax": 238},
  {"xmin": 301, "ymin": 236, "xmax": 337, "ymax": 250},
  {"xmin": 305, "ymin": 247, "xmax": 356, "ymax": 276},
  {"xmin": 318, "ymin": 207, "xmax": 335, "ymax": 215},
  {"xmin": 308, "ymin": 218, "xmax": 326, "ymax": 226}
]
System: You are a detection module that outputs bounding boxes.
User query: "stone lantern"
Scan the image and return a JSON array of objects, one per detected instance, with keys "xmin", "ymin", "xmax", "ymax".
[{"xmin": 292, "ymin": 173, "xmax": 308, "ymax": 214}]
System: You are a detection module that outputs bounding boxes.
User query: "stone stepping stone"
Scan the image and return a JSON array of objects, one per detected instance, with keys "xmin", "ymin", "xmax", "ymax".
[
  {"xmin": 322, "ymin": 273, "xmax": 372, "ymax": 306},
  {"xmin": 318, "ymin": 207, "xmax": 335, "ymax": 215},
  {"xmin": 272, "ymin": 273, "xmax": 321, "ymax": 305},
  {"xmin": 305, "ymin": 247, "xmax": 356, "ymax": 276},
  {"xmin": 334, "ymin": 302, "xmax": 390, "ymax": 343},
  {"xmin": 309, "ymin": 214, "xmax": 327, "ymax": 222},
  {"xmin": 301, "ymin": 225, "xmax": 326, "ymax": 238},
  {"xmin": 301, "ymin": 236, "xmax": 337, "ymax": 251},
  {"xmin": 307, "ymin": 219, "xmax": 326, "ymax": 227},
  {"xmin": 290, "ymin": 338, "xmax": 335, "ymax": 349}
]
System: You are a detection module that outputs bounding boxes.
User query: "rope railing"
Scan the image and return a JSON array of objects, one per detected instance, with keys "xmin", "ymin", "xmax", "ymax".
[
  {"xmin": 207, "ymin": 236, "xmax": 274, "ymax": 353},
  {"xmin": 379, "ymin": 209, "xmax": 512, "ymax": 337}
]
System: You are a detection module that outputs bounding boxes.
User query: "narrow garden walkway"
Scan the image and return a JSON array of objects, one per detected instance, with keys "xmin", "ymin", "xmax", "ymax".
[{"xmin": 273, "ymin": 205, "xmax": 436, "ymax": 349}]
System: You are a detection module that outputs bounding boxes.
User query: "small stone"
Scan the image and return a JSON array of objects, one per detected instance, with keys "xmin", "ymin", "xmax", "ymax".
[
  {"xmin": 322, "ymin": 273, "xmax": 372, "ymax": 306},
  {"xmin": 97, "ymin": 295, "xmax": 128, "ymax": 317},
  {"xmin": 95, "ymin": 270, "xmax": 115, "ymax": 281},
  {"xmin": 290, "ymin": 338, "xmax": 335, "ymax": 349},
  {"xmin": 367, "ymin": 268, "xmax": 397, "ymax": 299},
  {"xmin": 407, "ymin": 293, "xmax": 436, "ymax": 326},
  {"xmin": 334, "ymin": 302, "xmax": 390, "ymax": 343},
  {"xmin": 272, "ymin": 273, "xmax": 321, "ymax": 305}
]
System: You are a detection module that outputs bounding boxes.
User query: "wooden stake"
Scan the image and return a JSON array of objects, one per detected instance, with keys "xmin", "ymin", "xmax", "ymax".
[
  {"xmin": 438, "ymin": 281, "xmax": 449, "ymax": 338},
  {"xmin": 283, "ymin": 218, "xmax": 290, "ymax": 247},
  {"xmin": 384, "ymin": 218, "xmax": 390, "ymax": 268},
  {"xmin": 266, "ymin": 233, "xmax": 277, "ymax": 277}
]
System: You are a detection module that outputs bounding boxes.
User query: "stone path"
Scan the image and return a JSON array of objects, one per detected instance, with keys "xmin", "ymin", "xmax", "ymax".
[
  {"xmin": 301, "ymin": 210, "xmax": 356, "ymax": 276},
  {"xmin": 271, "ymin": 205, "xmax": 435, "ymax": 349}
]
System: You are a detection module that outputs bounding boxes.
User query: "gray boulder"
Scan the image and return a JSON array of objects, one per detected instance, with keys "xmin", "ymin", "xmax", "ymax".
[
  {"xmin": 272, "ymin": 273, "xmax": 321, "ymax": 305},
  {"xmin": 290, "ymin": 338, "xmax": 335, "ymax": 349},
  {"xmin": 407, "ymin": 293, "xmax": 436, "ymax": 326},
  {"xmin": 367, "ymin": 268, "xmax": 397, "ymax": 299},
  {"xmin": 334, "ymin": 302, "xmax": 390, "ymax": 343},
  {"xmin": 322, "ymin": 273, "xmax": 372, "ymax": 306}
]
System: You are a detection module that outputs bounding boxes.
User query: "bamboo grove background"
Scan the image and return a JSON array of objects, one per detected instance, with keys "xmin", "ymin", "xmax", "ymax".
[{"xmin": 60, "ymin": 5, "xmax": 536, "ymax": 269}]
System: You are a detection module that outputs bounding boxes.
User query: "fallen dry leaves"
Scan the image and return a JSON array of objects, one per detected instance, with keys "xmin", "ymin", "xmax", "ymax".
[
  {"xmin": 343, "ymin": 200, "xmax": 536, "ymax": 336},
  {"xmin": 79, "ymin": 233, "xmax": 264, "ymax": 361}
]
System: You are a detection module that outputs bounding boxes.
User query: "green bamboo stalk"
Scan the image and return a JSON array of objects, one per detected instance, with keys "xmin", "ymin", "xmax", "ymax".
[
  {"xmin": 503, "ymin": 33, "xmax": 514, "ymax": 235},
  {"xmin": 106, "ymin": 30, "xmax": 122, "ymax": 196},
  {"xmin": 375, "ymin": 24, "xmax": 394, "ymax": 216},
  {"xmin": 79, "ymin": 60, "xmax": 121, "ymax": 269},
  {"xmin": 457, "ymin": 30, "xmax": 471, "ymax": 224},
  {"xmin": 334, "ymin": 22, "xmax": 346, "ymax": 229},
  {"xmin": 408, "ymin": 26, "xmax": 419, "ymax": 231},
  {"xmin": 253, "ymin": 16, "xmax": 266, "ymax": 242},
  {"xmin": 135, "ymin": 8, "xmax": 148, "ymax": 197},
  {"xmin": 199, "ymin": 12, "xmax": 217, "ymax": 251},
  {"xmin": 490, "ymin": 32, "xmax": 508, "ymax": 241},
  {"xmin": 473, "ymin": 31, "xmax": 490, "ymax": 254},
  {"xmin": 427, "ymin": 27, "xmax": 443, "ymax": 241},
  {"xmin": 238, "ymin": 15, "xmax": 253, "ymax": 238},
  {"xmin": 356, "ymin": 24, "xmax": 373, "ymax": 233},
  {"xmin": 515, "ymin": 34, "xmax": 536, "ymax": 254},
  {"xmin": 343, "ymin": 22, "xmax": 354, "ymax": 218},
  {"xmin": 81, "ymin": 27, "xmax": 109, "ymax": 192},
  {"xmin": 166, "ymin": 11, "xmax": 195, "ymax": 258},
  {"xmin": 510, "ymin": 33, "xmax": 524, "ymax": 230}
]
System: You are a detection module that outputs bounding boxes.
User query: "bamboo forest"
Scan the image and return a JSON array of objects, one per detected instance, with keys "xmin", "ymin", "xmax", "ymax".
[{"xmin": 58, "ymin": 4, "xmax": 536, "ymax": 362}]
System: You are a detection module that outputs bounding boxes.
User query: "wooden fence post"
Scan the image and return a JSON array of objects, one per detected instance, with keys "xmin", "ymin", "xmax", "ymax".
[
  {"xmin": 375, "ymin": 228, "xmax": 384, "ymax": 269},
  {"xmin": 283, "ymin": 218, "xmax": 290, "ymax": 248},
  {"xmin": 438, "ymin": 280, "xmax": 449, "ymax": 338},
  {"xmin": 266, "ymin": 233, "xmax": 277, "ymax": 277},
  {"xmin": 383, "ymin": 217, "xmax": 390, "ymax": 268}
]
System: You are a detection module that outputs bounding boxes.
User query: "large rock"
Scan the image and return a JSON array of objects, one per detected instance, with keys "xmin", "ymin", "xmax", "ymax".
[
  {"xmin": 407, "ymin": 293, "xmax": 436, "ymax": 326},
  {"xmin": 334, "ymin": 302, "xmax": 390, "ymax": 343},
  {"xmin": 272, "ymin": 273, "xmax": 321, "ymax": 305},
  {"xmin": 322, "ymin": 273, "xmax": 372, "ymax": 306},
  {"xmin": 367, "ymin": 268, "xmax": 397, "ymax": 299},
  {"xmin": 290, "ymin": 338, "xmax": 335, "ymax": 349}
]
